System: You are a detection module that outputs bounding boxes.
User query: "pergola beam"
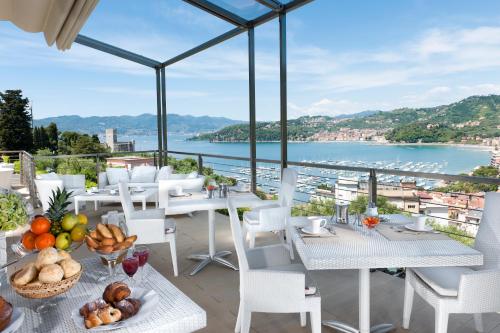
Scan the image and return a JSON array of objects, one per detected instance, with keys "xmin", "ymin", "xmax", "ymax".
[
  {"xmin": 74, "ymin": 35, "xmax": 161, "ymax": 68},
  {"xmin": 255, "ymin": 0, "xmax": 283, "ymax": 11},
  {"xmin": 163, "ymin": 27, "xmax": 245, "ymax": 67},
  {"xmin": 250, "ymin": 0, "xmax": 313, "ymax": 27},
  {"xmin": 182, "ymin": 0, "xmax": 249, "ymax": 27}
]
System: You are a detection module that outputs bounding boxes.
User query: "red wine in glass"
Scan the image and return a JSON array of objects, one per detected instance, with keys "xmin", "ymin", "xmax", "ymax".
[
  {"xmin": 122, "ymin": 256, "xmax": 139, "ymax": 278},
  {"xmin": 133, "ymin": 246, "xmax": 150, "ymax": 267}
]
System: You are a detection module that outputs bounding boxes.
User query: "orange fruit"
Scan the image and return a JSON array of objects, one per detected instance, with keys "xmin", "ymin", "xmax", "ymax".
[
  {"xmin": 21, "ymin": 231, "xmax": 36, "ymax": 250},
  {"xmin": 31, "ymin": 216, "xmax": 51, "ymax": 235},
  {"xmin": 35, "ymin": 233, "xmax": 56, "ymax": 250}
]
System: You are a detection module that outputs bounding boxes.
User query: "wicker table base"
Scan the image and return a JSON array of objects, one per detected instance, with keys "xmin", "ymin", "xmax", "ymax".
[{"xmin": 2, "ymin": 257, "xmax": 206, "ymax": 332}]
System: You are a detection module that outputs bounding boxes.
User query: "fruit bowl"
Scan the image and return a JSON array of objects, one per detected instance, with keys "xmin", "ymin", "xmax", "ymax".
[{"xmin": 10, "ymin": 267, "xmax": 82, "ymax": 299}]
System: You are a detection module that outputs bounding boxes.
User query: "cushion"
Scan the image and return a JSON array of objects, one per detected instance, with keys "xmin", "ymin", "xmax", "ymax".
[
  {"xmin": 60, "ymin": 175, "xmax": 85, "ymax": 189},
  {"xmin": 40, "ymin": 172, "xmax": 60, "ymax": 180},
  {"xmin": 186, "ymin": 171, "xmax": 198, "ymax": 179},
  {"xmin": 243, "ymin": 204, "xmax": 281, "ymax": 225},
  {"xmin": 106, "ymin": 168, "xmax": 129, "ymax": 185},
  {"xmin": 130, "ymin": 166, "xmax": 157, "ymax": 183},
  {"xmin": 412, "ymin": 266, "xmax": 474, "ymax": 297},
  {"xmin": 156, "ymin": 166, "xmax": 172, "ymax": 181}
]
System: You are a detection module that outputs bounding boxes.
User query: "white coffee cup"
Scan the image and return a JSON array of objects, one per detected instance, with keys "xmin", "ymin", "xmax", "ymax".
[
  {"xmin": 175, "ymin": 185, "xmax": 184, "ymax": 195},
  {"xmin": 311, "ymin": 218, "xmax": 327, "ymax": 234},
  {"xmin": 412, "ymin": 214, "xmax": 427, "ymax": 231}
]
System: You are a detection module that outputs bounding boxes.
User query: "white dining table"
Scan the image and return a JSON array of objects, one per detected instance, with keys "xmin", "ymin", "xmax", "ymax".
[
  {"xmin": 2, "ymin": 257, "xmax": 206, "ymax": 332},
  {"xmin": 167, "ymin": 190, "xmax": 263, "ymax": 275},
  {"xmin": 290, "ymin": 214, "xmax": 484, "ymax": 333},
  {"xmin": 74, "ymin": 189, "xmax": 158, "ymax": 215}
]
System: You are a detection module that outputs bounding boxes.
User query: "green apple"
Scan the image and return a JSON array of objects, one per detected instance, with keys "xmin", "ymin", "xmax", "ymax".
[
  {"xmin": 70, "ymin": 224, "xmax": 87, "ymax": 242},
  {"xmin": 55, "ymin": 232, "xmax": 72, "ymax": 250},
  {"xmin": 61, "ymin": 213, "xmax": 78, "ymax": 231}
]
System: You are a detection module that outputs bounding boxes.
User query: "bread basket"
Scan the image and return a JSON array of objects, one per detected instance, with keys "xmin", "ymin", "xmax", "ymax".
[{"xmin": 10, "ymin": 268, "xmax": 82, "ymax": 299}]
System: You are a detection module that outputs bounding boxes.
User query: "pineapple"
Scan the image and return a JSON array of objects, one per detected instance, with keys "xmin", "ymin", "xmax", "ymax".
[{"xmin": 45, "ymin": 188, "xmax": 72, "ymax": 236}]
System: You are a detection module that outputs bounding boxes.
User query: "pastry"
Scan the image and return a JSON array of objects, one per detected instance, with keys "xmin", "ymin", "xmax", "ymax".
[
  {"xmin": 0, "ymin": 297, "xmax": 13, "ymax": 332},
  {"xmin": 96, "ymin": 224, "xmax": 113, "ymax": 239},
  {"xmin": 113, "ymin": 298, "xmax": 141, "ymax": 319},
  {"xmin": 59, "ymin": 258, "xmax": 81, "ymax": 278},
  {"xmin": 84, "ymin": 311, "xmax": 103, "ymax": 329},
  {"xmin": 103, "ymin": 282, "xmax": 131, "ymax": 303},
  {"xmin": 57, "ymin": 250, "xmax": 71, "ymax": 262},
  {"xmin": 90, "ymin": 230, "xmax": 103, "ymax": 241},
  {"xmin": 35, "ymin": 247, "xmax": 60, "ymax": 270},
  {"xmin": 97, "ymin": 306, "xmax": 122, "ymax": 324},
  {"xmin": 108, "ymin": 224, "xmax": 125, "ymax": 243},
  {"xmin": 124, "ymin": 235, "xmax": 137, "ymax": 243},
  {"xmin": 113, "ymin": 241, "xmax": 130, "ymax": 251},
  {"xmin": 80, "ymin": 299, "xmax": 108, "ymax": 317},
  {"xmin": 13, "ymin": 262, "xmax": 37, "ymax": 286},
  {"xmin": 85, "ymin": 235, "xmax": 99, "ymax": 250},
  {"xmin": 38, "ymin": 264, "xmax": 64, "ymax": 283},
  {"xmin": 101, "ymin": 238, "xmax": 115, "ymax": 246},
  {"xmin": 97, "ymin": 245, "xmax": 114, "ymax": 254}
]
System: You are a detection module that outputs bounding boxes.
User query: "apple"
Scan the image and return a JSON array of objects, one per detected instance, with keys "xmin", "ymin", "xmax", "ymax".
[
  {"xmin": 76, "ymin": 213, "xmax": 88, "ymax": 225},
  {"xmin": 55, "ymin": 232, "xmax": 72, "ymax": 250},
  {"xmin": 61, "ymin": 214, "xmax": 78, "ymax": 231},
  {"xmin": 70, "ymin": 224, "xmax": 87, "ymax": 242}
]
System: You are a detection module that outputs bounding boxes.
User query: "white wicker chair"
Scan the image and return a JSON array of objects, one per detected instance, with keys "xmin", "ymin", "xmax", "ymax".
[
  {"xmin": 228, "ymin": 198, "xmax": 321, "ymax": 333},
  {"xmin": 118, "ymin": 182, "xmax": 178, "ymax": 277},
  {"xmin": 242, "ymin": 168, "xmax": 298, "ymax": 256},
  {"xmin": 403, "ymin": 191, "xmax": 500, "ymax": 333}
]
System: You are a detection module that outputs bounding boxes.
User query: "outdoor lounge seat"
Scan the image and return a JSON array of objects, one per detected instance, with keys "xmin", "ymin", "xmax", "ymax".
[
  {"xmin": 228, "ymin": 198, "xmax": 321, "ymax": 333},
  {"xmin": 34, "ymin": 173, "xmax": 86, "ymax": 212},
  {"xmin": 403, "ymin": 191, "xmax": 500, "ymax": 333}
]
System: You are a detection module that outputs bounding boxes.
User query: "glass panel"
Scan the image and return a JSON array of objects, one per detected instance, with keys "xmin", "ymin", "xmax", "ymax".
[{"xmin": 208, "ymin": 0, "xmax": 273, "ymax": 20}]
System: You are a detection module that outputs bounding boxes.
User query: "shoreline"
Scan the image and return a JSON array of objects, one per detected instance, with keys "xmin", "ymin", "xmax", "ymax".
[{"xmin": 190, "ymin": 139, "xmax": 495, "ymax": 152}]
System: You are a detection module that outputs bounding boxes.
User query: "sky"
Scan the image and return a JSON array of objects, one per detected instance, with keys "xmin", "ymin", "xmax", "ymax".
[{"xmin": 2, "ymin": 0, "xmax": 500, "ymax": 121}]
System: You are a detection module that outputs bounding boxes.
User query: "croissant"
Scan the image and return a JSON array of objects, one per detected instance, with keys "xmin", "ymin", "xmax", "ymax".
[
  {"xmin": 0, "ymin": 297, "xmax": 13, "ymax": 332},
  {"xmin": 103, "ymin": 282, "xmax": 131, "ymax": 303},
  {"xmin": 113, "ymin": 298, "xmax": 141, "ymax": 319},
  {"xmin": 84, "ymin": 311, "xmax": 103, "ymax": 329},
  {"xmin": 98, "ymin": 306, "xmax": 122, "ymax": 324},
  {"xmin": 79, "ymin": 299, "xmax": 108, "ymax": 318}
]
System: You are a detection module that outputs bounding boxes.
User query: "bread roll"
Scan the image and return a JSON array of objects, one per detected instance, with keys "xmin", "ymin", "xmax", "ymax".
[
  {"xmin": 59, "ymin": 259, "xmax": 81, "ymax": 278},
  {"xmin": 35, "ymin": 247, "xmax": 60, "ymax": 270},
  {"xmin": 13, "ymin": 263, "xmax": 37, "ymax": 286},
  {"xmin": 57, "ymin": 250, "xmax": 71, "ymax": 262},
  {"xmin": 38, "ymin": 264, "xmax": 64, "ymax": 283}
]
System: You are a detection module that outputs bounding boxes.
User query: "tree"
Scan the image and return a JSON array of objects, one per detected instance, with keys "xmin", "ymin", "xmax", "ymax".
[
  {"xmin": 0, "ymin": 90, "xmax": 33, "ymax": 151},
  {"xmin": 70, "ymin": 135, "xmax": 108, "ymax": 154},
  {"xmin": 45, "ymin": 122, "xmax": 59, "ymax": 153},
  {"xmin": 349, "ymin": 195, "xmax": 401, "ymax": 215}
]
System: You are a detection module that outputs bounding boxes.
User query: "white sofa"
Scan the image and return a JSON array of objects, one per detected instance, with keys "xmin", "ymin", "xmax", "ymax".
[
  {"xmin": 0, "ymin": 168, "xmax": 13, "ymax": 190},
  {"xmin": 34, "ymin": 173, "xmax": 86, "ymax": 213}
]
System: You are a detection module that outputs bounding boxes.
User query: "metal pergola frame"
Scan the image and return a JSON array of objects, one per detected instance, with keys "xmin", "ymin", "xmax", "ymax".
[{"xmin": 74, "ymin": 0, "xmax": 314, "ymax": 192}]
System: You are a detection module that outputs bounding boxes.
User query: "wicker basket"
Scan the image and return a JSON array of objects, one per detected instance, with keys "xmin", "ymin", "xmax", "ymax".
[{"xmin": 10, "ymin": 268, "xmax": 82, "ymax": 299}]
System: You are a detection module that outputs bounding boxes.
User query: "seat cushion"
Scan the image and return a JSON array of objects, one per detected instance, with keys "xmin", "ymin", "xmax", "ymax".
[
  {"xmin": 106, "ymin": 168, "xmax": 129, "ymax": 185},
  {"xmin": 264, "ymin": 263, "xmax": 318, "ymax": 296},
  {"xmin": 186, "ymin": 171, "xmax": 198, "ymax": 179},
  {"xmin": 130, "ymin": 166, "xmax": 157, "ymax": 183},
  {"xmin": 412, "ymin": 266, "xmax": 474, "ymax": 297},
  {"xmin": 156, "ymin": 166, "xmax": 172, "ymax": 181},
  {"xmin": 243, "ymin": 203, "xmax": 281, "ymax": 225}
]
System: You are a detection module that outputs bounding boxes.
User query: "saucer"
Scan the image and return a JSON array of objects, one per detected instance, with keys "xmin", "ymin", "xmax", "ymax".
[
  {"xmin": 301, "ymin": 226, "xmax": 330, "ymax": 235},
  {"xmin": 405, "ymin": 223, "xmax": 433, "ymax": 232}
]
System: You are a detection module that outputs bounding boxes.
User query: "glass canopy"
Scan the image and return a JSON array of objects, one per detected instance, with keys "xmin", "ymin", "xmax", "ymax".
[{"xmin": 208, "ymin": 0, "xmax": 275, "ymax": 20}]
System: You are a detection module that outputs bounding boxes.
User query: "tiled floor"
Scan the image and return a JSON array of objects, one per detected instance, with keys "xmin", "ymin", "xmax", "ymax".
[{"xmin": 16, "ymin": 203, "xmax": 500, "ymax": 333}]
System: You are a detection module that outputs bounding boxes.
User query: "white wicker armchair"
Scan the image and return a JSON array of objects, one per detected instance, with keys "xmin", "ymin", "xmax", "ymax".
[
  {"xmin": 403, "ymin": 191, "xmax": 500, "ymax": 333},
  {"xmin": 242, "ymin": 168, "xmax": 297, "ymax": 256},
  {"xmin": 118, "ymin": 182, "xmax": 178, "ymax": 277},
  {"xmin": 228, "ymin": 199, "xmax": 321, "ymax": 333}
]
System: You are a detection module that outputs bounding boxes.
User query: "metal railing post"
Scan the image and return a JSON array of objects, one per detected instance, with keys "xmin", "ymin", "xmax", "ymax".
[
  {"xmin": 368, "ymin": 169, "xmax": 377, "ymax": 205},
  {"xmin": 95, "ymin": 154, "xmax": 100, "ymax": 182},
  {"xmin": 198, "ymin": 155, "xmax": 203, "ymax": 175}
]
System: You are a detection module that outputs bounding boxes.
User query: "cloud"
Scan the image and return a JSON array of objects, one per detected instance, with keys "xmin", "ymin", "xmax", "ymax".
[{"xmin": 84, "ymin": 86, "xmax": 210, "ymax": 99}]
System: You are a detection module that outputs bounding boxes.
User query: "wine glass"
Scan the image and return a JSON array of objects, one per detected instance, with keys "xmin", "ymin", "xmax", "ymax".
[
  {"xmin": 133, "ymin": 246, "xmax": 150, "ymax": 283},
  {"xmin": 122, "ymin": 252, "xmax": 140, "ymax": 285}
]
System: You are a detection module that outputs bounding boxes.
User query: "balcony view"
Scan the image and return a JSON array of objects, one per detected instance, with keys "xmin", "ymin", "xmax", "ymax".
[{"xmin": 0, "ymin": 0, "xmax": 500, "ymax": 332}]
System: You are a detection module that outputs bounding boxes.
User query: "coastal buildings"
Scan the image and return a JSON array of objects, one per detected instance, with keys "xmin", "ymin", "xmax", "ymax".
[
  {"xmin": 105, "ymin": 128, "xmax": 135, "ymax": 153},
  {"xmin": 105, "ymin": 156, "xmax": 154, "ymax": 169}
]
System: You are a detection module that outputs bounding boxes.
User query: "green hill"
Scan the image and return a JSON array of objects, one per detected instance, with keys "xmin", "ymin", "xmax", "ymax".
[{"xmin": 190, "ymin": 95, "xmax": 500, "ymax": 143}]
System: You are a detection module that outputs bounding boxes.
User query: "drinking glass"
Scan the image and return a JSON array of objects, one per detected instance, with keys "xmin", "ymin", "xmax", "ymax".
[
  {"xmin": 133, "ymin": 245, "xmax": 150, "ymax": 282},
  {"xmin": 122, "ymin": 252, "xmax": 140, "ymax": 285}
]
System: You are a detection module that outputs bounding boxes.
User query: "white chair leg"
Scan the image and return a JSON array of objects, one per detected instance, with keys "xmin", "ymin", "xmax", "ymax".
[
  {"xmin": 241, "ymin": 307, "xmax": 251, "ymax": 333},
  {"xmin": 435, "ymin": 309, "xmax": 449, "ymax": 333},
  {"xmin": 285, "ymin": 227, "xmax": 294, "ymax": 260},
  {"xmin": 474, "ymin": 313, "xmax": 484, "ymax": 332},
  {"xmin": 169, "ymin": 236, "xmax": 178, "ymax": 277},
  {"xmin": 300, "ymin": 312, "xmax": 306, "ymax": 327},
  {"xmin": 235, "ymin": 301, "xmax": 242, "ymax": 333},
  {"xmin": 402, "ymin": 276, "xmax": 414, "ymax": 329},
  {"xmin": 310, "ymin": 303, "xmax": 321, "ymax": 333},
  {"xmin": 248, "ymin": 232, "xmax": 255, "ymax": 249}
]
